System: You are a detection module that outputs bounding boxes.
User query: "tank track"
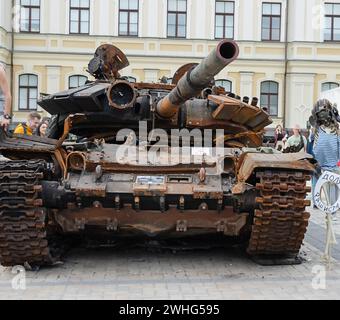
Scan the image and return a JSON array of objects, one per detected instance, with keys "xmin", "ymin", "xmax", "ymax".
[
  {"xmin": 247, "ymin": 169, "xmax": 311, "ymax": 256},
  {"xmin": 0, "ymin": 160, "xmax": 57, "ymax": 267}
]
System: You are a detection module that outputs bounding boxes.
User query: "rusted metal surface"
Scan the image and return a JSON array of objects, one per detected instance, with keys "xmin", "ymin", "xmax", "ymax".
[
  {"xmin": 54, "ymin": 149, "xmax": 67, "ymax": 178},
  {"xmin": 0, "ymin": 127, "xmax": 68, "ymax": 177},
  {"xmin": 82, "ymin": 143, "xmax": 217, "ymax": 173},
  {"xmin": 133, "ymin": 82, "xmax": 175, "ymax": 90},
  {"xmin": 56, "ymin": 114, "xmax": 89, "ymax": 148},
  {"xmin": 157, "ymin": 40, "xmax": 239, "ymax": 119},
  {"xmin": 171, "ymin": 63, "xmax": 198, "ymax": 85},
  {"xmin": 85, "ymin": 163, "xmax": 211, "ymax": 174},
  {"xmin": 184, "ymin": 99, "xmax": 265, "ymax": 147},
  {"xmin": 107, "ymin": 80, "xmax": 137, "ymax": 110},
  {"xmin": 38, "ymin": 41, "xmax": 269, "ymax": 143},
  {"xmin": 0, "ymin": 127, "xmax": 57, "ymax": 153},
  {"xmin": 0, "ymin": 160, "xmax": 58, "ymax": 267},
  {"xmin": 55, "ymin": 206, "xmax": 248, "ymax": 237},
  {"xmin": 88, "ymin": 44, "xmax": 129, "ymax": 80},
  {"xmin": 221, "ymin": 131, "xmax": 264, "ymax": 148},
  {"xmin": 209, "ymin": 95, "xmax": 272, "ymax": 132},
  {"xmin": 133, "ymin": 180, "xmax": 167, "ymax": 196},
  {"xmin": 231, "ymin": 182, "xmax": 254, "ymax": 195},
  {"xmin": 184, "ymin": 99, "xmax": 248, "ymax": 131},
  {"xmin": 247, "ymin": 170, "xmax": 311, "ymax": 255},
  {"xmin": 66, "ymin": 152, "xmax": 87, "ymax": 171},
  {"xmin": 66, "ymin": 170, "xmax": 223, "ymax": 199},
  {"xmin": 0, "ymin": 38, "xmax": 317, "ymax": 267},
  {"xmin": 237, "ymin": 152, "xmax": 315, "ymax": 182},
  {"xmin": 212, "ymin": 86, "xmax": 228, "ymax": 95},
  {"xmin": 192, "ymin": 184, "xmax": 224, "ymax": 200}
]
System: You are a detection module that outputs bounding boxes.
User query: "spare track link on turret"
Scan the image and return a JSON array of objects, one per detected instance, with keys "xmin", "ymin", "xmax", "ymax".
[
  {"xmin": 247, "ymin": 169, "xmax": 311, "ymax": 256},
  {"xmin": 0, "ymin": 160, "xmax": 56, "ymax": 267}
]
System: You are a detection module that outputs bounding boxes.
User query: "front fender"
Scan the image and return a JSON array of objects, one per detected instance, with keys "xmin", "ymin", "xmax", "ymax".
[{"xmin": 237, "ymin": 152, "xmax": 315, "ymax": 183}]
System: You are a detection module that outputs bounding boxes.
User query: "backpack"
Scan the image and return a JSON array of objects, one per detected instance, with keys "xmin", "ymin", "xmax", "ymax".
[
  {"xmin": 283, "ymin": 134, "xmax": 304, "ymax": 153},
  {"xmin": 18, "ymin": 123, "xmax": 28, "ymax": 135}
]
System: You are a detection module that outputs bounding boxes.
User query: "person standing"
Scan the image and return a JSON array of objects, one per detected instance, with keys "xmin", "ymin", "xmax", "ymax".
[
  {"xmin": 274, "ymin": 124, "xmax": 286, "ymax": 151},
  {"xmin": 313, "ymin": 120, "xmax": 340, "ymax": 210},
  {"xmin": 0, "ymin": 62, "xmax": 12, "ymax": 130},
  {"xmin": 36, "ymin": 121, "xmax": 49, "ymax": 137},
  {"xmin": 307, "ymin": 127, "xmax": 315, "ymax": 157},
  {"xmin": 284, "ymin": 124, "xmax": 307, "ymax": 153},
  {"xmin": 14, "ymin": 112, "xmax": 41, "ymax": 136},
  {"xmin": 310, "ymin": 99, "xmax": 340, "ymax": 211}
]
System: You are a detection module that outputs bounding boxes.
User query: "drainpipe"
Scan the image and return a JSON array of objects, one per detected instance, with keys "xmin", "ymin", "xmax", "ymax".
[
  {"xmin": 282, "ymin": 0, "xmax": 289, "ymax": 128},
  {"xmin": 10, "ymin": 0, "xmax": 15, "ymax": 119}
]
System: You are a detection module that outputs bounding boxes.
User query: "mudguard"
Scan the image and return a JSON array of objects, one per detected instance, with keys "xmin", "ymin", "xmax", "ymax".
[{"xmin": 237, "ymin": 151, "xmax": 315, "ymax": 182}]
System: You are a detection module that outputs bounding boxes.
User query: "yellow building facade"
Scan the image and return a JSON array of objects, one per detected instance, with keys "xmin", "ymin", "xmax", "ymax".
[{"xmin": 1, "ymin": 0, "xmax": 340, "ymax": 128}]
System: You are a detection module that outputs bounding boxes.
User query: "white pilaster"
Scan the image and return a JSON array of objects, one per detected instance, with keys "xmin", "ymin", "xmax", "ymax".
[
  {"xmin": 144, "ymin": 69, "xmax": 159, "ymax": 83},
  {"xmin": 46, "ymin": 66, "xmax": 61, "ymax": 95},
  {"xmin": 240, "ymin": 72, "xmax": 254, "ymax": 99},
  {"xmin": 286, "ymin": 73, "xmax": 315, "ymax": 128}
]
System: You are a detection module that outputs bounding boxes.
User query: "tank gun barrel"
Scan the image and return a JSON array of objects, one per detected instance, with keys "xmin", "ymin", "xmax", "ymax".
[{"xmin": 156, "ymin": 39, "xmax": 239, "ymax": 119}]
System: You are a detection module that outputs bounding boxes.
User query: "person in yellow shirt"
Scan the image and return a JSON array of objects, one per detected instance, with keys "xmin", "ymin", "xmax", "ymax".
[{"xmin": 14, "ymin": 112, "xmax": 41, "ymax": 136}]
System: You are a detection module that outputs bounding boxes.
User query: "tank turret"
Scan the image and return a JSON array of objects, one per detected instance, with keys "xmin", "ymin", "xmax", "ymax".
[{"xmin": 38, "ymin": 39, "xmax": 271, "ymax": 147}]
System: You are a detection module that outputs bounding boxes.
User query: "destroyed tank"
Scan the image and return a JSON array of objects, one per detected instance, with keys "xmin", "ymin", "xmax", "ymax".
[{"xmin": 0, "ymin": 40, "xmax": 315, "ymax": 267}]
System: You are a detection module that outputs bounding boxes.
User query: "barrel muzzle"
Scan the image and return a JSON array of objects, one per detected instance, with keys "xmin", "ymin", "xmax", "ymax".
[{"xmin": 156, "ymin": 39, "xmax": 239, "ymax": 119}]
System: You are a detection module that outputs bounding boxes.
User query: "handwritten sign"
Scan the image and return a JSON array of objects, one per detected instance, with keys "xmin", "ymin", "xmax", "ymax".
[{"xmin": 314, "ymin": 171, "xmax": 340, "ymax": 214}]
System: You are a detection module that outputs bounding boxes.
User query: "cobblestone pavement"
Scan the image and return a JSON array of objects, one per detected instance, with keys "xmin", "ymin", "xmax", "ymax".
[{"xmin": 0, "ymin": 206, "xmax": 339, "ymax": 300}]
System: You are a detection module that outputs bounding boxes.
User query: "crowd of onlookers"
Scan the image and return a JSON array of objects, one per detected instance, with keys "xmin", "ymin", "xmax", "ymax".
[
  {"xmin": 1, "ymin": 65, "xmax": 50, "ymax": 137},
  {"xmin": 273, "ymin": 102, "xmax": 340, "ymax": 212},
  {"xmin": 13, "ymin": 112, "xmax": 50, "ymax": 137},
  {"xmin": 274, "ymin": 124, "xmax": 311, "ymax": 154}
]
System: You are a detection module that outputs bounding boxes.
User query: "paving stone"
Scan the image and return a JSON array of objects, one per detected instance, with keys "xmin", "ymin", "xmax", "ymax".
[{"xmin": 0, "ymin": 206, "xmax": 340, "ymax": 299}]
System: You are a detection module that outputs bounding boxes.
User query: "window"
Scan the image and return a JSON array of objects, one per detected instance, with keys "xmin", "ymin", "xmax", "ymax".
[
  {"xmin": 20, "ymin": 0, "xmax": 40, "ymax": 33},
  {"xmin": 324, "ymin": 3, "xmax": 340, "ymax": 41},
  {"xmin": 260, "ymin": 81, "xmax": 279, "ymax": 116},
  {"xmin": 167, "ymin": 0, "xmax": 187, "ymax": 38},
  {"xmin": 69, "ymin": 75, "xmax": 88, "ymax": 89},
  {"xmin": 119, "ymin": 0, "xmax": 139, "ymax": 36},
  {"xmin": 262, "ymin": 3, "xmax": 281, "ymax": 41},
  {"xmin": 70, "ymin": 0, "xmax": 90, "ymax": 34},
  {"xmin": 215, "ymin": 1, "xmax": 234, "ymax": 39},
  {"xmin": 215, "ymin": 79, "xmax": 232, "ymax": 93},
  {"xmin": 322, "ymin": 82, "xmax": 339, "ymax": 92},
  {"xmin": 19, "ymin": 74, "xmax": 38, "ymax": 110}
]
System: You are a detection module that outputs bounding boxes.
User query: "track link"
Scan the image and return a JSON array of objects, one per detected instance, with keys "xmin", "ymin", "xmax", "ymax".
[
  {"xmin": 0, "ymin": 160, "xmax": 57, "ymax": 267},
  {"xmin": 247, "ymin": 170, "xmax": 311, "ymax": 256}
]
